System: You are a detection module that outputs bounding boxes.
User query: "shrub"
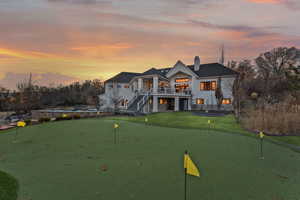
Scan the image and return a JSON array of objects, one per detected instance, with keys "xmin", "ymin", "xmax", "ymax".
[
  {"xmin": 24, "ymin": 119, "xmax": 31, "ymax": 125},
  {"xmin": 64, "ymin": 116, "xmax": 72, "ymax": 120},
  {"xmin": 73, "ymin": 114, "xmax": 81, "ymax": 120},
  {"xmin": 38, "ymin": 117, "xmax": 51, "ymax": 123},
  {"xmin": 242, "ymin": 101, "xmax": 300, "ymax": 135},
  {"xmin": 56, "ymin": 114, "xmax": 72, "ymax": 121},
  {"xmin": 55, "ymin": 116, "xmax": 64, "ymax": 121}
]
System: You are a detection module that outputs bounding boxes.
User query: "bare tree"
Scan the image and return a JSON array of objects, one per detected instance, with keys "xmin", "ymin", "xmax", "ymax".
[
  {"xmin": 230, "ymin": 60, "xmax": 256, "ymax": 121},
  {"xmin": 255, "ymin": 47, "xmax": 300, "ymax": 104},
  {"xmin": 215, "ymin": 77, "xmax": 223, "ymax": 111},
  {"xmin": 255, "ymin": 47, "xmax": 300, "ymax": 79},
  {"xmin": 16, "ymin": 73, "xmax": 39, "ymax": 114}
]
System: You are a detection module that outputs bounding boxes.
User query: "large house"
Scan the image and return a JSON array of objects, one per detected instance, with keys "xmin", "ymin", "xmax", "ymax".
[{"xmin": 99, "ymin": 56, "xmax": 238, "ymax": 113}]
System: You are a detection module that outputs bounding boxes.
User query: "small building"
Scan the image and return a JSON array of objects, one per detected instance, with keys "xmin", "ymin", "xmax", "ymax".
[{"xmin": 99, "ymin": 56, "xmax": 238, "ymax": 113}]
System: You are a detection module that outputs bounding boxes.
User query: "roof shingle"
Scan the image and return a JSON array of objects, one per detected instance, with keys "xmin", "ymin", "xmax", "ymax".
[
  {"xmin": 105, "ymin": 63, "xmax": 238, "ymax": 83},
  {"xmin": 105, "ymin": 72, "xmax": 142, "ymax": 83}
]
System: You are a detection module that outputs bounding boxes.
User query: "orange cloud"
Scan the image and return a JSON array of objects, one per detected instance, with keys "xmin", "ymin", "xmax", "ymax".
[
  {"xmin": 70, "ymin": 43, "xmax": 134, "ymax": 57},
  {"xmin": 214, "ymin": 30, "xmax": 248, "ymax": 40},
  {"xmin": 0, "ymin": 47, "xmax": 66, "ymax": 60}
]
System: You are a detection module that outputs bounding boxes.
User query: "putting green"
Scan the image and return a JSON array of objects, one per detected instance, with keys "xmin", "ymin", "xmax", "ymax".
[{"xmin": 0, "ymin": 119, "xmax": 300, "ymax": 200}]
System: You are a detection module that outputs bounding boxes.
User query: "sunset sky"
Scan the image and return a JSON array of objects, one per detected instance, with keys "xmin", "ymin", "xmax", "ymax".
[{"xmin": 0, "ymin": 0, "xmax": 300, "ymax": 89}]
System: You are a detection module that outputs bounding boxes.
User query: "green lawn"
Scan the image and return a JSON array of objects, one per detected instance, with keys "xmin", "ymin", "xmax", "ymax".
[
  {"xmin": 0, "ymin": 171, "xmax": 18, "ymax": 200},
  {"xmin": 110, "ymin": 112, "xmax": 300, "ymax": 148},
  {"xmin": 0, "ymin": 113, "xmax": 300, "ymax": 200}
]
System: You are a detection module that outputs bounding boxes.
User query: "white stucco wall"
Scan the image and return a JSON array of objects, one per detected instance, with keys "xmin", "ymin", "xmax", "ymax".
[
  {"xmin": 99, "ymin": 82, "xmax": 136, "ymax": 109},
  {"xmin": 191, "ymin": 76, "xmax": 235, "ymax": 105}
]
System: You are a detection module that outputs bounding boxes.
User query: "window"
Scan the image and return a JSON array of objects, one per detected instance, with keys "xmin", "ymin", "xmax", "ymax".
[
  {"xmin": 124, "ymin": 85, "xmax": 129, "ymax": 88},
  {"xmin": 200, "ymin": 81, "xmax": 216, "ymax": 91},
  {"xmin": 117, "ymin": 84, "xmax": 122, "ymax": 88},
  {"xmin": 196, "ymin": 98, "xmax": 204, "ymax": 104},
  {"xmin": 159, "ymin": 98, "xmax": 167, "ymax": 104},
  {"xmin": 175, "ymin": 78, "xmax": 190, "ymax": 83},
  {"xmin": 222, "ymin": 98, "xmax": 231, "ymax": 104},
  {"xmin": 108, "ymin": 84, "xmax": 113, "ymax": 88},
  {"xmin": 175, "ymin": 84, "xmax": 189, "ymax": 92}
]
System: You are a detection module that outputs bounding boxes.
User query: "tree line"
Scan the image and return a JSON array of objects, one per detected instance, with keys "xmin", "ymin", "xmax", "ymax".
[{"xmin": 0, "ymin": 77, "xmax": 104, "ymax": 113}]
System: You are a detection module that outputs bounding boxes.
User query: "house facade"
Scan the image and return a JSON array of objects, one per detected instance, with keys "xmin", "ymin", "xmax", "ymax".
[{"xmin": 99, "ymin": 56, "xmax": 238, "ymax": 113}]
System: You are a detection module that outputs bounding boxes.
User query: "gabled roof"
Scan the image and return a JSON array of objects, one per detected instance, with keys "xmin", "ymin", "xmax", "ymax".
[
  {"xmin": 104, "ymin": 62, "xmax": 238, "ymax": 83},
  {"xmin": 105, "ymin": 72, "xmax": 142, "ymax": 83},
  {"xmin": 141, "ymin": 68, "xmax": 169, "ymax": 77},
  {"xmin": 187, "ymin": 63, "xmax": 238, "ymax": 77}
]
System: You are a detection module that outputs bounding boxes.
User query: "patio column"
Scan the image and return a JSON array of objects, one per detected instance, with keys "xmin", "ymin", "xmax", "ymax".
[
  {"xmin": 153, "ymin": 96, "xmax": 158, "ymax": 112},
  {"xmin": 138, "ymin": 78, "xmax": 143, "ymax": 91},
  {"xmin": 153, "ymin": 76, "xmax": 158, "ymax": 93},
  {"xmin": 175, "ymin": 97, "xmax": 179, "ymax": 111},
  {"xmin": 188, "ymin": 98, "xmax": 192, "ymax": 110}
]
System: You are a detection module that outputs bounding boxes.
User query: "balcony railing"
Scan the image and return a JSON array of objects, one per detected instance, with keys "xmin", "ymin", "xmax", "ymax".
[{"xmin": 139, "ymin": 88, "xmax": 191, "ymax": 96}]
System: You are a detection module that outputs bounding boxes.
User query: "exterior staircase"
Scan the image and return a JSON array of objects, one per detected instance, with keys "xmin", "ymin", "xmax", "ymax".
[
  {"xmin": 127, "ymin": 95, "xmax": 144, "ymax": 111},
  {"xmin": 127, "ymin": 92, "xmax": 151, "ymax": 113}
]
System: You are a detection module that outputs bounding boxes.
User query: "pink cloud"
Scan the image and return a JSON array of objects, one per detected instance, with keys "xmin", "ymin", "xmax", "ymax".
[{"xmin": 247, "ymin": 0, "xmax": 283, "ymax": 3}]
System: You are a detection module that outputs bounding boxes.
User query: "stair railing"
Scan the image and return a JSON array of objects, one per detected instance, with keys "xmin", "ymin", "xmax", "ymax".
[
  {"xmin": 137, "ymin": 91, "xmax": 150, "ymax": 112},
  {"xmin": 127, "ymin": 91, "xmax": 139, "ymax": 109}
]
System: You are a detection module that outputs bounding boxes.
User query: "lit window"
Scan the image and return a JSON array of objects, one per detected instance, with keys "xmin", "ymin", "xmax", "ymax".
[
  {"xmin": 196, "ymin": 98, "xmax": 204, "ymax": 104},
  {"xmin": 211, "ymin": 81, "xmax": 217, "ymax": 90},
  {"xmin": 200, "ymin": 81, "xmax": 217, "ymax": 91},
  {"xmin": 175, "ymin": 78, "xmax": 190, "ymax": 83},
  {"xmin": 222, "ymin": 98, "xmax": 231, "ymax": 104},
  {"xmin": 124, "ymin": 85, "xmax": 129, "ymax": 88},
  {"xmin": 159, "ymin": 99, "xmax": 167, "ymax": 104}
]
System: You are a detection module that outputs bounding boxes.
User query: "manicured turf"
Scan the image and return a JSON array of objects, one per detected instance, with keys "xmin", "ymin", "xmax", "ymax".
[
  {"xmin": 0, "ymin": 171, "xmax": 18, "ymax": 200},
  {"xmin": 111, "ymin": 112, "xmax": 300, "ymax": 147},
  {"xmin": 0, "ymin": 115, "xmax": 300, "ymax": 200}
]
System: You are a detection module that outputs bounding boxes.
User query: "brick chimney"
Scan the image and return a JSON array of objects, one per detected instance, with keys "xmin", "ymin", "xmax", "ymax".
[{"xmin": 194, "ymin": 56, "xmax": 200, "ymax": 71}]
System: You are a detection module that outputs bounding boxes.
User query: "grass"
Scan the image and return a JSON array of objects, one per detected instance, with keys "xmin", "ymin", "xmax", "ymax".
[
  {"xmin": 0, "ymin": 171, "xmax": 18, "ymax": 200},
  {"xmin": 110, "ymin": 112, "xmax": 300, "ymax": 147},
  {"xmin": 0, "ymin": 115, "xmax": 300, "ymax": 200}
]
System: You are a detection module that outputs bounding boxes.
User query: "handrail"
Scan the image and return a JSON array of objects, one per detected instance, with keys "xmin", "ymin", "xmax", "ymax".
[
  {"xmin": 137, "ymin": 91, "xmax": 150, "ymax": 111},
  {"xmin": 127, "ymin": 92, "xmax": 139, "ymax": 108},
  {"xmin": 153, "ymin": 87, "xmax": 191, "ymax": 95}
]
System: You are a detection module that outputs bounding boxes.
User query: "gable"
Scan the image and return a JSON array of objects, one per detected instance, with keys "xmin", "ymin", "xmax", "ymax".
[{"xmin": 166, "ymin": 60, "xmax": 198, "ymax": 79}]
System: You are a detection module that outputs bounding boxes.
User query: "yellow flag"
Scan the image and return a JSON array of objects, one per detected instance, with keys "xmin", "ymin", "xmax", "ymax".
[
  {"xmin": 184, "ymin": 153, "xmax": 200, "ymax": 177},
  {"xmin": 259, "ymin": 132, "xmax": 264, "ymax": 139},
  {"xmin": 17, "ymin": 121, "xmax": 26, "ymax": 127},
  {"xmin": 114, "ymin": 123, "xmax": 119, "ymax": 129},
  {"xmin": 145, "ymin": 118, "xmax": 148, "ymax": 122},
  {"xmin": 208, "ymin": 120, "xmax": 211, "ymax": 124}
]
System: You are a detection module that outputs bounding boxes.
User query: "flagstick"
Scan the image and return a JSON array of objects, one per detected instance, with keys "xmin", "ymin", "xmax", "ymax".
[
  {"xmin": 260, "ymin": 137, "xmax": 264, "ymax": 159},
  {"xmin": 184, "ymin": 150, "xmax": 188, "ymax": 200},
  {"xmin": 114, "ymin": 128, "xmax": 117, "ymax": 145},
  {"xmin": 184, "ymin": 167, "xmax": 187, "ymax": 200}
]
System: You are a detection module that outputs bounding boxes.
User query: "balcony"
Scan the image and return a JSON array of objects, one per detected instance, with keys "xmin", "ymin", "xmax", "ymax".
[{"xmin": 139, "ymin": 88, "xmax": 192, "ymax": 97}]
